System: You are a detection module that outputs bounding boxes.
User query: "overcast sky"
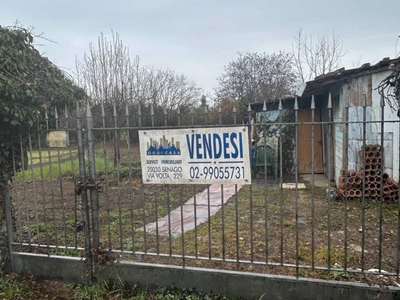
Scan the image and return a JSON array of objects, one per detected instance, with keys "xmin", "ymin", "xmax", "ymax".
[{"xmin": 1, "ymin": 0, "xmax": 399, "ymax": 95}]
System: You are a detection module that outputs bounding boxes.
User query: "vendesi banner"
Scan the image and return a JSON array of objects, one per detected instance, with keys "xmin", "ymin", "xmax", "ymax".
[{"xmin": 139, "ymin": 126, "xmax": 251, "ymax": 184}]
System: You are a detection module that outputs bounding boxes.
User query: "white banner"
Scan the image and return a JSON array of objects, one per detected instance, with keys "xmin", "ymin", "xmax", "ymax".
[{"xmin": 139, "ymin": 126, "xmax": 252, "ymax": 184}]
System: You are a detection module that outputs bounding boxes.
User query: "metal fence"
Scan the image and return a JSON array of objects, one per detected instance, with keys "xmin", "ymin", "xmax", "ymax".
[{"xmin": 4, "ymin": 96, "xmax": 400, "ymax": 286}]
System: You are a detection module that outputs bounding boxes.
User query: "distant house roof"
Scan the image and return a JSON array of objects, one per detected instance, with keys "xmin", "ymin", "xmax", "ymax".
[
  {"xmin": 250, "ymin": 56, "xmax": 400, "ymax": 111},
  {"xmin": 301, "ymin": 57, "xmax": 400, "ymax": 98}
]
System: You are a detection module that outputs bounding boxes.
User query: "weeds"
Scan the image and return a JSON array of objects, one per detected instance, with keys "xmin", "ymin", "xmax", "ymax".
[
  {"xmin": 0, "ymin": 273, "xmax": 32, "ymax": 299},
  {"xmin": 74, "ymin": 283, "xmax": 106, "ymax": 300},
  {"xmin": 0, "ymin": 273, "xmax": 240, "ymax": 299}
]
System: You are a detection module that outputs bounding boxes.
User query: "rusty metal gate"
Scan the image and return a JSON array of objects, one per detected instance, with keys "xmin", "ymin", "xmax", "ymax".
[{"xmin": 3, "ymin": 95, "xmax": 400, "ymax": 298}]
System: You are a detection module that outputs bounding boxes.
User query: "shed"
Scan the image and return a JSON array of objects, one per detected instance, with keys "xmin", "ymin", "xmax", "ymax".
[
  {"xmin": 301, "ymin": 57, "xmax": 400, "ymax": 186},
  {"xmin": 252, "ymin": 57, "xmax": 400, "ymax": 186}
]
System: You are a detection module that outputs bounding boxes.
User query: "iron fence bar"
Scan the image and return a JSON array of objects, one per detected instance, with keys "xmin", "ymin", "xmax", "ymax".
[
  {"xmin": 327, "ymin": 95, "xmax": 332, "ymax": 271},
  {"xmin": 167, "ymin": 185, "xmax": 172, "ymax": 256},
  {"xmin": 177, "ymin": 107, "xmax": 181, "ymax": 126},
  {"xmin": 220, "ymin": 107, "xmax": 226, "ymax": 261},
  {"xmin": 35, "ymin": 124, "xmax": 50, "ymax": 248},
  {"xmin": 154, "ymin": 187, "xmax": 160, "ymax": 255},
  {"xmin": 76, "ymin": 102, "xmax": 93, "ymax": 284},
  {"xmin": 190, "ymin": 111, "xmax": 198, "ymax": 259},
  {"xmin": 203, "ymin": 106, "xmax": 212, "ymax": 259},
  {"xmin": 141, "ymin": 104, "xmax": 147, "ymax": 254},
  {"xmin": 221, "ymin": 185, "xmax": 226, "ymax": 261},
  {"xmin": 3, "ymin": 174, "xmax": 15, "ymax": 272},
  {"xmin": 141, "ymin": 187, "xmax": 147, "ymax": 254},
  {"xmin": 233, "ymin": 104, "xmax": 237, "ymax": 125},
  {"xmin": 207, "ymin": 186, "xmax": 212, "ymax": 259},
  {"xmin": 179, "ymin": 184, "xmax": 185, "ymax": 265},
  {"xmin": 233, "ymin": 107, "xmax": 239, "ymax": 267},
  {"xmin": 180, "ymin": 184, "xmax": 185, "ymax": 264},
  {"xmin": 249, "ymin": 162, "xmax": 254, "ymax": 262},
  {"xmin": 378, "ymin": 95, "xmax": 385, "ymax": 273},
  {"xmin": 65, "ymin": 106, "xmax": 79, "ymax": 249},
  {"xmin": 204, "ymin": 105, "xmax": 208, "ymax": 125},
  {"xmin": 45, "ymin": 110, "xmax": 59, "ymax": 248},
  {"xmin": 343, "ymin": 95, "xmax": 349, "ymax": 271},
  {"xmin": 100, "ymin": 103, "xmax": 112, "ymax": 251},
  {"xmin": 15, "ymin": 242, "xmax": 85, "ymax": 251},
  {"xmin": 397, "ymin": 118, "xmax": 400, "ymax": 280},
  {"xmin": 87, "ymin": 105, "xmax": 100, "ymax": 262},
  {"xmin": 294, "ymin": 97, "xmax": 299, "ymax": 277},
  {"xmin": 138, "ymin": 102, "xmax": 142, "ymax": 127},
  {"xmin": 19, "ymin": 134, "xmax": 32, "ymax": 246},
  {"xmin": 235, "ymin": 184, "xmax": 239, "ymax": 267},
  {"xmin": 149, "ymin": 104, "xmax": 160, "ymax": 255},
  {"xmin": 151, "ymin": 104, "xmax": 154, "ymax": 127},
  {"xmin": 190, "ymin": 106, "xmax": 194, "ymax": 127},
  {"xmin": 88, "ymin": 119, "xmax": 400, "ymax": 131},
  {"xmin": 13, "ymin": 243, "xmax": 400, "ymax": 277},
  {"xmin": 125, "ymin": 103, "xmax": 136, "ymax": 256},
  {"xmin": 111, "ymin": 104, "xmax": 124, "ymax": 252},
  {"xmin": 361, "ymin": 94, "xmax": 367, "ymax": 272},
  {"xmin": 218, "ymin": 105, "xmax": 222, "ymax": 125},
  {"xmin": 310, "ymin": 95, "xmax": 316, "ymax": 269},
  {"xmin": 54, "ymin": 108, "xmax": 68, "ymax": 247},
  {"xmin": 193, "ymin": 185, "xmax": 198, "ymax": 258},
  {"xmin": 11, "ymin": 151, "xmax": 22, "ymax": 244},
  {"xmin": 164, "ymin": 109, "xmax": 173, "ymax": 257},
  {"xmin": 248, "ymin": 104, "xmax": 254, "ymax": 263},
  {"xmin": 278, "ymin": 99, "xmax": 284, "ymax": 265},
  {"xmin": 27, "ymin": 133, "xmax": 41, "ymax": 247},
  {"xmin": 262, "ymin": 101, "xmax": 269, "ymax": 264},
  {"xmin": 177, "ymin": 107, "xmax": 186, "ymax": 266}
]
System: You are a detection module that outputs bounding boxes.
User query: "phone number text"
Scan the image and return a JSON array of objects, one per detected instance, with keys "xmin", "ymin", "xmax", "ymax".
[{"xmin": 190, "ymin": 166, "xmax": 245, "ymax": 180}]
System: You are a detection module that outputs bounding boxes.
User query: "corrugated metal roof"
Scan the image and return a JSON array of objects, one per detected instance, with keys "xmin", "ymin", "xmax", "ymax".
[
  {"xmin": 250, "ymin": 56, "xmax": 400, "ymax": 109},
  {"xmin": 301, "ymin": 57, "xmax": 400, "ymax": 98}
]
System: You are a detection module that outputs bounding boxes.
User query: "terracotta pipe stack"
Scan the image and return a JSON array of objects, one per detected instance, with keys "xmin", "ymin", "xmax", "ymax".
[
  {"xmin": 359, "ymin": 145, "xmax": 378, "ymax": 198},
  {"xmin": 338, "ymin": 169, "xmax": 362, "ymax": 199},
  {"xmin": 339, "ymin": 144, "xmax": 398, "ymax": 203},
  {"xmin": 382, "ymin": 177, "xmax": 399, "ymax": 203},
  {"xmin": 356, "ymin": 144, "xmax": 399, "ymax": 203}
]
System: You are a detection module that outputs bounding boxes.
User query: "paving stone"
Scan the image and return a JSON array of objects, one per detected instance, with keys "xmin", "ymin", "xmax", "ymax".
[{"xmin": 145, "ymin": 183, "xmax": 244, "ymax": 237}]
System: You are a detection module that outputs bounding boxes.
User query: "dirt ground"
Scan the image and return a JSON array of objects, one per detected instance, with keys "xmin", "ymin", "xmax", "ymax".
[{"xmin": 0, "ymin": 273, "xmax": 74, "ymax": 300}]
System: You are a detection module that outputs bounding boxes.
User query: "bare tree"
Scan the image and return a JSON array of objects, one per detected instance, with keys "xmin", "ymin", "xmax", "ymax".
[
  {"xmin": 75, "ymin": 31, "xmax": 202, "ymax": 159},
  {"xmin": 141, "ymin": 68, "xmax": 200, "ymax": 111},
  {"xmin": 146, "ymin": 68, "xmax": 201, "ymax": 126},
  {"xmin": 293, "ymin": 28, "xmax": 346, "ymax": 82},
  {"xmin": 76, "ymin": 31, "xmax": 140, "ymax": 165},
  {"xmin": 377, "ymin": 63, "xmax": 400, "ymax": 115},
  {"xmin": 215, "ymin": 51, "xmax": 298, "ymax": 118},
  {"xmin": 76, "ymin": 31, "xmax": 140, "ymax": 109}
]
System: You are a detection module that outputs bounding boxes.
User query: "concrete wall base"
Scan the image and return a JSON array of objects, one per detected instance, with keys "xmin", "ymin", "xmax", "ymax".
[{"xmin": 12, "ymin": 253, "xmax": 400, "ymax": 300}]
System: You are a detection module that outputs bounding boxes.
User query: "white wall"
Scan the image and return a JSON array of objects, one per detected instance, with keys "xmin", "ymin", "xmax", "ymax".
[
  {"xmin": 338, "ymin": 70, "xmax": 399, "ymax": 183},
  {"xmin": 334, "ymin": 91, "xmax": 344, "ymax": 185},
  {"xmin": 371, "ymin": 71, "xmax": 399, "ymax": 179}
]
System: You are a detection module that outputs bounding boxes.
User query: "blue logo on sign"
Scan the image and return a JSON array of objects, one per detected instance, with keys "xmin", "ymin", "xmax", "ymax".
[{"xmin": 147, "ymin": 135, "xmax": 181, "ymax": 155}]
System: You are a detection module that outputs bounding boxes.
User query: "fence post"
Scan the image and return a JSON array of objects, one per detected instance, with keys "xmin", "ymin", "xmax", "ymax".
[
  {"xmin": 1, "ymin": 174, "xmax": 14, "ymax": 273},
  {"xmin": 76, "ymin": 102, "xmax": 93, "ymax": 284},
  {"xmin": 86, "ymin": 104, "xmax": 100, "ymax": 276}
]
